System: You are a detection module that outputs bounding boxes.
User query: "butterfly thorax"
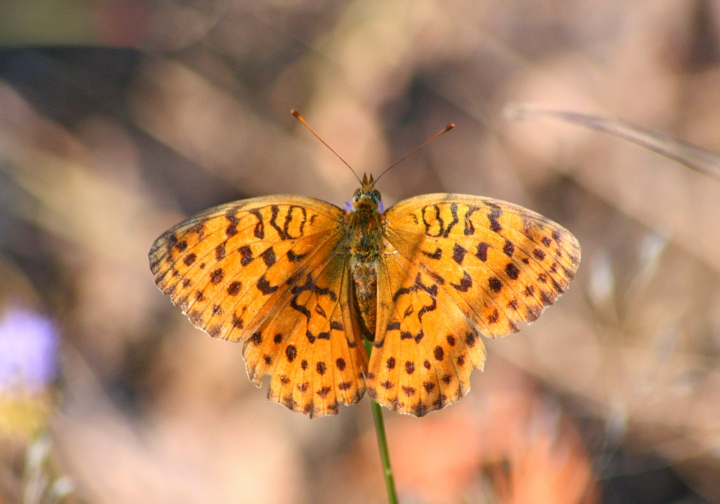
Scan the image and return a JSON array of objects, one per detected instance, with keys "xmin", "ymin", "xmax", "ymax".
[{"xmin": 346, "ymin": 174, "xmax": 384, "ymax": 341}]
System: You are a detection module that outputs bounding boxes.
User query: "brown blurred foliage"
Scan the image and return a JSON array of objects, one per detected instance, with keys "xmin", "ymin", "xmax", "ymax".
[{"xmin": 1, "ymin": 0, "xmax": 720, "ymax": 502}]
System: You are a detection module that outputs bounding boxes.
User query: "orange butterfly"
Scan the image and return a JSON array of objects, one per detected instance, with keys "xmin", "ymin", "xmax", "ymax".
[{"xmin": 149, "ymin": 120, "xmax": 580, "ymax": 418}]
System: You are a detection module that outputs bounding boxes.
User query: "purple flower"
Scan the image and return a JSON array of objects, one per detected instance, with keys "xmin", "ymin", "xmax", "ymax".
[{"xmin": 0, "ymin": 309, "xmax": 59, "ymax": 393}]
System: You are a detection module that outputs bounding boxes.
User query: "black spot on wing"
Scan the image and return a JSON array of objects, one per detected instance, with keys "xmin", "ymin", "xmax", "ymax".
[
  {"xmin": 488, "ymin": 210, "xmax": 502, "ymax": 232},
  {"xmin": 476, "ymin": 242, "xmax": 489, "ymax": 262},
  {"xmin": 261, "ymin": 248, "xmax": 277, "ymax": 267},
  {"xmin": 452, "ymin": 244, "xmax": 468, "ymax": 265},
  {"xmin": 422, "ymin": 248, "xmax": 443, "ymax": 260},
  {"xmin": 505, "ymin": 263, "xmax": 520, "ymax": 280},
  {"xmin": 239, "ymin": 246, "xmax": 253, "ymax": 266},
  {"xmin": 451, "ymin": 271, "xmax": 472, "ymax": 292}
]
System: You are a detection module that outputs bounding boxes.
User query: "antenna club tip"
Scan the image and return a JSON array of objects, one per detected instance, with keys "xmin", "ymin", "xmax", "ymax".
[
  {"xmin": 446, "ymin": 123, "xmax": 456, "ymax": 131},
  {"xmin": 291, "ymin": 109, "xmax": 300, "ymax": 117}
]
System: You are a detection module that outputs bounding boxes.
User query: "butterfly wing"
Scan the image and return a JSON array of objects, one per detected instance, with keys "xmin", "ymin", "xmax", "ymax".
[
  {"xmin": 368, "ymin": 194, "xmax": 581, "ymax": 416},
  {"xmin": 149, "ymin": 196, "xmax": 367, "ymax": 417}
]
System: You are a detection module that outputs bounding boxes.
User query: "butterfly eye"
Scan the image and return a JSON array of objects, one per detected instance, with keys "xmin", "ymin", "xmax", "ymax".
[
  {"xmin": 353, "ymin": 190, "xmax": 361, "ymax": 201},
  {"xmin": 371, "ymin": 190, "xmax": 381, "ymax": 202}
]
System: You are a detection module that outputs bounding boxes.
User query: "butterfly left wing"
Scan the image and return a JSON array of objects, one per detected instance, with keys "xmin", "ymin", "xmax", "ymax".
[
  {"xmin": 368, "ymin": 194, "xmax": 580, "ymax": 416},
  {"xmin": 149, "ymin": 196, "xmax": 368, "ymax": 417}
]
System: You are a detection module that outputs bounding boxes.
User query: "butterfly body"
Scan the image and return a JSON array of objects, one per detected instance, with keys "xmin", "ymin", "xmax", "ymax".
[
  {"xmin": 347, "ymin": 174, "xmax": 384, "ymax": 342},
  {"xmin": 150, "ymin": 174, "xmax": 580, "ymax": 417}
]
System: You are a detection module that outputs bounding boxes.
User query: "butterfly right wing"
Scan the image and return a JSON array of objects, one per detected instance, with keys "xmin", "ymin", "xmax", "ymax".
[
  {"xmin": 367, "ymin": 194, "xmax": 580, "ymax": 416},
  {"xmin": 149, "ymin": 196, "xmax": 368, "ymax": 417}
]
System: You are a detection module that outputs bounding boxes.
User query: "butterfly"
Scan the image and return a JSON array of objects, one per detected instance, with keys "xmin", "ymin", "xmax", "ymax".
[{"xmin": 149, "ymin": 117, "xmax": 581, "ymax": 418}]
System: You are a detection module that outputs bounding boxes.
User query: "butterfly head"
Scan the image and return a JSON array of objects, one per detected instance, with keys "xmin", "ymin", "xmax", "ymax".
[{"xmin": 348, "ymin": 173, "xmax": 383, "ymax": 213}]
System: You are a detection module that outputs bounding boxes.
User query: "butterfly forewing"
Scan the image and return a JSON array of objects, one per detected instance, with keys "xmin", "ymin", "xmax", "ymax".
[
  {"xmin": 382, "ymin": 194, "xmax": 580, "ymax": 336},
  {"xmin": 149, "ymin": 196, "xmax": 368, "ymax": 417}
]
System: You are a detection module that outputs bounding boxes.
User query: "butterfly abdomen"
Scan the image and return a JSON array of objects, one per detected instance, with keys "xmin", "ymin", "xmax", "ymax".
[
  {"xmin": 347, "ymin": 202, "xmax": 383, "ymax": 342},
  {"xmin": 351, "ymin": 261, "xmax": 378, "ymax": 341}
]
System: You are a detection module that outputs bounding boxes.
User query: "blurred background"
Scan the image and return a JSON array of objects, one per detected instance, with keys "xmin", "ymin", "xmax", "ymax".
[{"xmin": 1, "ymin": 0, "xmax": 720, "ymax": 502}]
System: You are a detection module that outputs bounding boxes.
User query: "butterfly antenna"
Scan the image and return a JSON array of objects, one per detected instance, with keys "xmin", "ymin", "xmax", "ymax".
[
  {"xmin": 374, "ymin": 123, "xmax": 455, "ymax": 184},
  {"xmin": 291, "ymin": 110, "xmax": 362, "ymax": 184}
]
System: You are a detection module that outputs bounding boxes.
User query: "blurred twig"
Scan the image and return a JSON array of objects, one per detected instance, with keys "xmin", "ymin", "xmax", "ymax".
[{"xmin": 505, "ymin": 104, "xmax": 720, "ymax": 180}]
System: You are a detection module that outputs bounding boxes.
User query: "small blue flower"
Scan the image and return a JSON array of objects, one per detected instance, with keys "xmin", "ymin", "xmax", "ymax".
[{"xmin": 0, "ymin": 309, "xmax": 59, "ymax": 393}]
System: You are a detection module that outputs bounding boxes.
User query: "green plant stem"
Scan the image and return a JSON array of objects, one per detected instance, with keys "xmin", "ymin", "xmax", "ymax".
[{"xmin": 364, "ymin": 340, "xmax": 399, "ymax": 504}]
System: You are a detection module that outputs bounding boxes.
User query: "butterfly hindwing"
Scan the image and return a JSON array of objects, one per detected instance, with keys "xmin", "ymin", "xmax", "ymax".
[
  {"xmin": 260, "ymin": 248, "xmax": 367, "ymax": 417},
  {"xmin": 369, "ymin": 249, "xmax": 487, "ymax": 416}
]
